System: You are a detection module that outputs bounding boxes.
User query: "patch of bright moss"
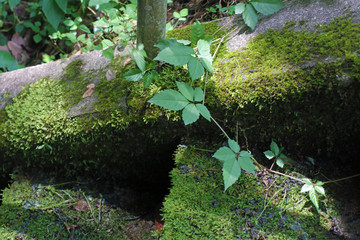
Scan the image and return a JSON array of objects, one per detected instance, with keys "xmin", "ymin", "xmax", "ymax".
[
  {"xmin": 166, "ymin": 20, "xmax": 230, "ymax": 58},
  {"xmin": 212, "ymin": 16, "xmax": 360, "ymax": 106},
  {"xmin": 160, "ymin": 146, "xmax": 338, "ymax": 239},
  {"xmin": 204, "ymin": 16, "xmax": 360, "ymax": 158},
  {"xmin": 0, "ymin": 58, "xmax": 185, "ymax": 182}
]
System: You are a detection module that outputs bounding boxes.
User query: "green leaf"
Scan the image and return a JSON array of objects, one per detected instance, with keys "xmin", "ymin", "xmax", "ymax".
[
  {"xmin": 33, "ymin": 34, "xmax": 42, "ymax": 43},
  {"xmin": 102, "ymin": 47, "xmax": 114, "ymax": 59},
  {"xmin": 177, "ymin": 39, "xmax": 191, "ymax": 45},
  {"xmin": 270, "ymin": 141, "xmax": 279, "ymax": 156},
  {"xmin": 302, "ymin": 178, "xmax": 312, "ymax": 185},
  {"xmin": 145, "ymin": 70, "xmax": 159, "ymax": 87},
  {"xmin": 55, "ymin": 0, "xmax": 67, "ymax": 13},
  {"xmin": 176, "ymin": 81, "xmax": 194, "ymax": 101},
  {"xmin": 264, "ymin": 150, "xmax": 275, "ymax": 159},
  {"xmin": 238, "ymin": 155, "xmax": 255, "ymax": 174},
  {"xmin": 180, "ymin": 8, "xmax": 188, "ymax": 17},
  {"xmin": 235, "ymin": 3, "xmax": 245, "ymax": 14},
  {"xmin": 315, "ymin": 181, "xmax": 324, "ymax": 186},
  {"xmin": 228, "ymin": 139, "xmax": 240, "ymax": 153},
  {"xmin": 309, "ymin": 188, "xmax": 320, "ymax": 212},
  {"xmin": 123, "ymin": 68, "xmax": 145, "ymax": 82},
  {"xmin": 213, "ymin": 147, "xmax": 236, "ymax": 162},
  {"xmin": 78, "ymin": 24, "xmax": 91, "ymax": 33},
  {"xmin": 154, "ymin": 45, "xmax": 194, "ymax": 66},
  {"xmin": 190, "ymin": 20, "xmax": 205, "ymax": 45},
  {"xmin": 148, "ymin": 89, "xmax": 189, "ymax": 111},
  {"xmin": 196, "ymin": 104, "xmax": 211, "ymax": 122},
  {"xmin": 131, "ymin": 48, "xmax": 146, "ymax": 72},
  {"xmin": 194, "ymin": 87, "xmax": 204, "ymax": 102},
  {"xmin": 188, "ymin": 57, "xmax": 204, "ymax": 81},
  {"xmin": 173, "ymin": 12, "xmax": 181, "ymax": 18},
  {"xmin": 42, "ymin": 0, "xmax": 65, "ymax": 30},
  {"xmin": 9, "ymin": 0, "xmax": 20, "ymax": 10},
  {"xmin": 243, "ymin": 4, "xmax": 258, "ymax": 30},
  {"xmin": 143, "ymin": 72, "xmax": 153, "ymax": 88},
  {"xmin": 89, "ymin": 0, "xmax": 110, "ymax": 6},
  {"xmin": 251, "ymin": 0, "xmax": 285, "ymax": 15},
  {"xmin": 240, "ymin": 151, "xmax": 253, "ymax": 158},
  {"xmin": 0, "ymin": 50, "xmax": 19, "ymax": 71},
  {"xmin": 301, "ymin": 183, "xmax": 313, "ymax": 193},
  {"xmin": 197, "ymin": 39, "xmax": 213, "ymax": 73},
  {"xmin": 101, "ymin": 39, "xmax": 114, "ymax": 47},
  {"xmin": 0, "ymin": 33, "xmax": 7, "ymax": 46},
  {"xmin": 182, "ymin": 104, "xmax": 200, "ymax": 125},
  {"xmin": 155, "ymin": 39, "xmax": 180, "ymax": 50},
  {"xmin": 65, "ymin": 33, "xmax": 77, "ymax": 43},
  {"xmin": 223, "ymin": 157, "xmax": 241, "ymax": 191},
  {"xmin": 315, "ymin": 183, "xmax": 325, "ymax": 196},
  {"xmin": 276, "ymin": 158, "xmax": 284, "ymax": 168}
]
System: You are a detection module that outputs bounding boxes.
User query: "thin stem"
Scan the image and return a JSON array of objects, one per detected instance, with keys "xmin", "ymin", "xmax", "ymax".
[
  {"xmin": 323, "ymin": 173, "xmax": 360, "ymax": 184},
  {"xmin": 266, "ymin": 168, "xmax": 305, "ymax": 184},
  {"xmin": 210, "ymin": 116, "xmax": 230, "ymax": 139},
  {"xmin": 203, "ymin": 71, "xmax": 208, "ymax": 104}
]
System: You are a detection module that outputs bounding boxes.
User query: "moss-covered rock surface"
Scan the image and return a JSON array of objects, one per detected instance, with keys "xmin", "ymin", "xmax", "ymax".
[
  {"xmin": 0, "ymin": 174, "xmax": 158, "ymax": 239},
  {"xmin": 160, "ymin": 145, "xmax": 341, "ymax": 239}
]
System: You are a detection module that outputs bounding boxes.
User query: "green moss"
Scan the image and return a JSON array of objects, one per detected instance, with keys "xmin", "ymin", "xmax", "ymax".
[
  {"xmin": 0, "ymin": 55, "xmax": 186, "ymax": 183},
  {"xmin": 204, "ymin": 16, "xmax": 360, "ymax": 157},
  {"xmin": 160, "ymin": 146, "xmax": 338, "ymax": 239},
  {"xmin": 0, "ymin": 175, "xmax": 149, "ymax": 239},
  {"xmin": 166, "ymin": 20, "xmax": 230, "ymax": 58}
]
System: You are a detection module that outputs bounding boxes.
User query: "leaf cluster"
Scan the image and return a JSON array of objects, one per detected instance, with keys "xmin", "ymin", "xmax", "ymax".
[{"xmin": 235, "ymin": 0, "xmax": 285, "ymax": 30}]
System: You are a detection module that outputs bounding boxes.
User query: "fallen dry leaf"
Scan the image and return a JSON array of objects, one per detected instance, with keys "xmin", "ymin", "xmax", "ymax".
[
  {"xmin": 82, "ymin": 83, "xmax": 95, "ymax": 98},
  {"xmin": 74, "ymin": 200, "xmax": 90, "ymax": 211}
]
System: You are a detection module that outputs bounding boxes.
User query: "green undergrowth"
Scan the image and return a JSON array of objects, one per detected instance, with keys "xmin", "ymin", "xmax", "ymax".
[
  {"xmin": 0, "ymin": 174, "xmax": 155, "ymax": 239},
  {"xmin": 159, "ymin": 145, "xmax": 339, "ymax": 239}
]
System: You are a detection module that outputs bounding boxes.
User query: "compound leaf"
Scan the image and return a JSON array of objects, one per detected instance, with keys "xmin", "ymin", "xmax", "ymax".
[
  {"xmin": 148, "ymin": 89, "xmax": 189, "ymax": 111},
  {"xmin": 251, "ymin": 0, "xmax": 285, "ymax": 15}
]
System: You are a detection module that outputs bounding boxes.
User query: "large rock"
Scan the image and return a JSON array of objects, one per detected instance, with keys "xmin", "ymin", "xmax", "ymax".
[{"xmin": 0, "ymin": 0, "xmax": 359, "ymax": 183}]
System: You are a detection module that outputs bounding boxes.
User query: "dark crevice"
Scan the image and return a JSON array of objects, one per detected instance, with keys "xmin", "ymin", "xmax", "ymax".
[{"xmin": 0, "ymin": 174, "xmax": 11, "ymax": 206}]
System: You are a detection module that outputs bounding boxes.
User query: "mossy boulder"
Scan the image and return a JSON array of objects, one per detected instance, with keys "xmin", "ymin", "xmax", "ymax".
[{"xmin": 160, "ymin": 145, "xmax": 340, "ymax": 239}]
